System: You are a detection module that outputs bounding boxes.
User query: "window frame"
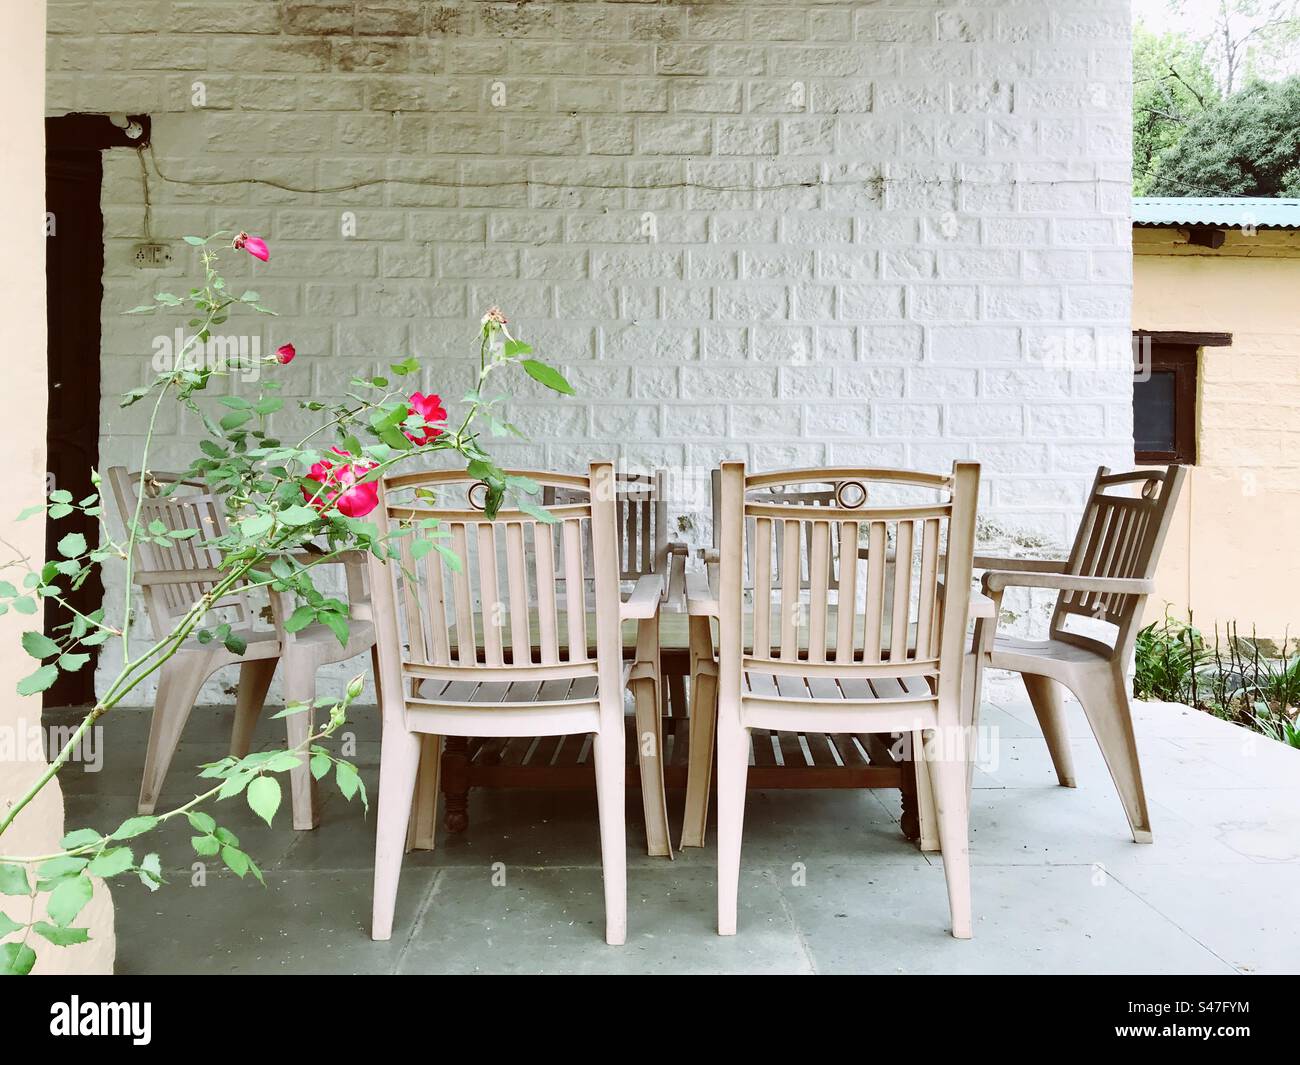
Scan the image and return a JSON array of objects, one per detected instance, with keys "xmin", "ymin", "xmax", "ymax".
[{"xmin": 1131, "ymin": 331, "xmax": 1229, "ymax": 466}]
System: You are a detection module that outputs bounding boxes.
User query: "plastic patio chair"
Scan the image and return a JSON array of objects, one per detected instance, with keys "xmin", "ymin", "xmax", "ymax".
[
  {"xmin": 107, "ymin": 467, "xmax": 376, "ymax": 829},
  {"xmin": 367, "ymin": 462, "xmax": 664, "ymax": 945},
  {"xmin": 711, "ymin": 461, "xmax": 981, "ymax": 938},
  {"xmin": 975, "ymin": 464, "xmax": 1187, "ymax": 843}
]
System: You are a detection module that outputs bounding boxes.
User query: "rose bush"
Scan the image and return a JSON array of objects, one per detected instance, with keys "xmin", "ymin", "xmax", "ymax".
[{"xmin": 0, "ymin": 230, "xmax": 570, "ymax": 974}]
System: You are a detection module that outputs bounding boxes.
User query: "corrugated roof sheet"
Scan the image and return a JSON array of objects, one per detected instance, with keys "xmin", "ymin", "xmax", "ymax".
[{"xmin": 1133, "ymin": 197, "xmax": 1300, "ymax": 229}]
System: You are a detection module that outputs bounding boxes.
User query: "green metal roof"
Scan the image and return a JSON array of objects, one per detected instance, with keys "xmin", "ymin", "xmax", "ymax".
[{"xmin": 1133, "ymin": 197, "xmax": 1300, "ymax": 229}]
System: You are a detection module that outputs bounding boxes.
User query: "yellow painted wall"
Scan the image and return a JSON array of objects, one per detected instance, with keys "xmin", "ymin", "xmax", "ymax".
[{"xmin": 1134, "ymin": 226, "xmax": 1300, "ymax": 641}]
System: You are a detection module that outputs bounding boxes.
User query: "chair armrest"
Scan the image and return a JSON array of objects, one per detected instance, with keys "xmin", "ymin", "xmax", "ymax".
[
  {"xmin": 972, "ymin": 555, "xmax": 1069, "ymax": 573},
  {"xmin": 620, "ymin": 574, "xmax": 663, "ymax": 620},
  {"xmin": 134, "ymin": 568, "xmax": 228, "ymax": 586},
  {"xmin": 664, "ymin": 541, "xmax": 688, "ymax": 609},
  {"xmin": 685, "ymin": 568, "xmax": 719, "ymax": 618},
  {"xmin": 981, "ymin": 570, "xmax": 1155, "ymax": 596},
  {"xmin": 699, "ymin": 547, "xmax": 720, "ymax": 566}
]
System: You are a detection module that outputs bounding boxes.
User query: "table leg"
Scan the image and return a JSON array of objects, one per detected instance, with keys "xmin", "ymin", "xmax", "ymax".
[
  {"xmin": 406, "ymin": 734, "xmax": 441, "ymax": 852},
  {"xmin": 441, "ymin": 735, "xmax": 470, "ymax": 833}
]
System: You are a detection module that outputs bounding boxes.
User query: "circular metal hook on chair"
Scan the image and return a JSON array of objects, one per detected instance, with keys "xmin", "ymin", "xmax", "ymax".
[
  {"xmin": 467, "ymin": 480, "xmax": 490, "ymax": 511},
  {"xmin": 835, "ymin": 480, "xmax": 868, "ymax": 508},
  {"xmin": 1141, "ymin": 477, "xmax": 1160, "ymax": 499}
]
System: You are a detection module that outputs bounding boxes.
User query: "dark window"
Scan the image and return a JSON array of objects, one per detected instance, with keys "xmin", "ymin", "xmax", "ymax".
[{"xmin": 1133, "ymin": 341, "xmax": 1197, "ymax": 465}]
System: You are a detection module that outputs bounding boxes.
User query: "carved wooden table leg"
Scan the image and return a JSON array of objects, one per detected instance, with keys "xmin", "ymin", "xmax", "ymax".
[
  {"xmin": 899, "ymin": 733, "xmax": 920, "ymax": 842},
  {"xmin": 441, "ymin": 735, "xmax": 470, "ymax": 834}
]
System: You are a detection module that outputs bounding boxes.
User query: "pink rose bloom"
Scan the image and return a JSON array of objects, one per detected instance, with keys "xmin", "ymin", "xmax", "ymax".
[
  {"xmin": 404, "ymin": 392, "xmax": 447, "ymax": 445},
  {"xmin": 302, "ymin": 447, "xmax": 379, "ymax": 518},
  {"xmin": 233, "ymin": 231, "xmax": 269, "ymax": 262},
  {"xmin": 275, "ymin": 343, "xmax": 296, "ymax": 365}
]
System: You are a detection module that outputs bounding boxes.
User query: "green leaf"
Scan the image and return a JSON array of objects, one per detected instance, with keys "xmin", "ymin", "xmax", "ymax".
[
  {"xmin": 277, "ymin": 505, "xmax": 319, "ymax": 527},
  {"xmin": 46, "ymin": 875, "xmax": 92, "ymax": 927},
  {"xmin": 87, "ymin": 847, "xmax": 134, "ymax": 878},
  {"xmin": 246, "ymin": 776, "xmax": 282, "ymax": 827},
  {"xmin": 59, "ymin": 828, "xmax": 102, "ymax": 849},
  {"xmin": 56, "ymin": 532, "xmax": 87, "ymax": 558},
  {"xmin": 221, "ymin": 845, "xmax": 250, "ymax": 878},
  {"xmin": 33, "ymin": 921, "xmax": 90, "ymax": 947},
  {"xmin": 191, "ymin": 834, "xmax": 220, "ymax": 856},
  {"xmin": 515, "ymin": 497, "xmax": 558, "ymax": 525},
  {"xmin": 504, "ymin": 339, "xmax": 533, "ymax": 357},
  {"xmin": 37, "ymin": 856, "xmax": 88, "ymax": 882},
  {"xmin": 110, "ymin": 815, "xmax": 159, "ymax": 841},
  {"xmin": 220, "ymin": 409, "xmax": 254, "ymax": 431},
  {"xmin": 1, "ymin": 943, "xmax": 36, "ymax": 975},
  {"xmin": 182, "ymin": 235, "xmax": 207, "ymax": 245},
  {"xmin": 17, "ymin": 664, "xmax": 59, "ymax": 697},
  {"xmin": 11, "ymin": 597, "xmax": 36, "ymax": 615},
  {"xmin": 284, "ymin": 605, "xmax": 316, "ymax": 633},
  {"xmin": 310, "ymin": 752, "xmax": 332, "ymax": 780},
  {"xmin": 271, "ymin": 701, "xmax": 311, "ymax": 719},
  {"xmin": 335, "ymin": 761, "xmax": 361, "ymax": 801},
  {"xmin": 186, "ymin": 811, "xmax": 216, "ymax": 834},
  {"xmin": 240, "ymin": 513, "xmax": 274, "ymax": 537},
  {"xmin": 0, "ymin": 911, "xmax": 22, "ymax": 937},
  {"xmin": 58, "ymin": 653, "xmax": 91, "ymax": 673},
  {"xmin": 319, "ymin": 611, "xmax": 349, "ymax": 647},
  {"xmin": 223, "ymin": 632, "xmax": 247, "ymax": 656},
  {"xmin": 520, "ymin": 359, "xmax": 574, "ymax": 395},
  {"xmin": 137, "ymin": 853, "xmax": 162, "ymax": 892},
  {"xmin": 21, "ymin": 631, "xmax": 60, "ymax": 660},
  {"xmin": 0, "ymin": 863, "xmax": 30, "ymax": 896}
]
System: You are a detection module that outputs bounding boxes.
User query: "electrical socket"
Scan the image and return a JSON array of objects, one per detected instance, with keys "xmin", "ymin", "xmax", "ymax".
[{"xmin": 132, "ymin": 242, "xmax": 173, "ymax": 269}]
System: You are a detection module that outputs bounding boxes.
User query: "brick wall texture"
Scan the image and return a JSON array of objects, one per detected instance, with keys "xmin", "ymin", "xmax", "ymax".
[{"xmin": 47, "ymin": 0, "xmax": 1134, "ymax": 702}]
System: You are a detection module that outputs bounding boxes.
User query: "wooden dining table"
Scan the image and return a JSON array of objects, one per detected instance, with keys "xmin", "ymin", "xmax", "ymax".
[{"xmin": 418, "ymin": 572, "xmax": 995, "ymax": 855}]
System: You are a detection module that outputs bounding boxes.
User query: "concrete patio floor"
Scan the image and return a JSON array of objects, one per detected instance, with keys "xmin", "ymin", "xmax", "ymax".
[{"xmin": 49, "ymin": 679, "xmax": 1300, "ymax": 974}]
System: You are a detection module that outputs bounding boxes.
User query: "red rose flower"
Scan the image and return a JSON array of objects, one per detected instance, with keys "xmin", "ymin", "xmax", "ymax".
[{"xmin": 404, "ymin": 392, "xmax": 447, "ymax": 445}]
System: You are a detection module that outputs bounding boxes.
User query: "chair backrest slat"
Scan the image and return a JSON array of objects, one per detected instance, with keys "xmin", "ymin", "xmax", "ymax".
[
  {"xmin": 371, "ymin": 467, "xmax": 622, "ymax": 696},
  {"xmin": 545, "ymin": 469, "xmax": 668, "ymax": 590},
  {"xmin": 107, "ymin": 466, "xmax": 243, "ymax": 636},
  {"xmin": 1052, "ymin": 465, "xmax": 1186, "ymax": 651},
  {"xmin": 717, "ymin": 464, "xmax": 980, "ymax": 694}
]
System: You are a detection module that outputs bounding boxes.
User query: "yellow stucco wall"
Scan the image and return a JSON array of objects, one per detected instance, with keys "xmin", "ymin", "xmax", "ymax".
[{"xmin": 1134, "ymin": 226, "xmax": 1300, "ymax": 641}]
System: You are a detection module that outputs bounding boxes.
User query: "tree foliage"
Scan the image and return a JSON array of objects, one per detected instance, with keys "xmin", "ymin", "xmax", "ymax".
[
  {"xmin": 1146, "ymin": 75, "xmax": 1300, "ymax": 195},
  {"xmin": 1133, "ymin": 25, "xmax": 1221, "ymax": 194}
]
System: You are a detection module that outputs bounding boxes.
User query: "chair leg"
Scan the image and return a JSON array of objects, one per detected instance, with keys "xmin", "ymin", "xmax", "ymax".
[
  {"xmin": 632, "ymin": 675, "xmax": 672, "ymax": 858},
  {"xmin": 1074, "ymin": 667, "xmax": 1153, "ymax": 843},
  {"xmin": 681, "ymin": 617, "xmax": 717, "ymax": 848},
  {"xmin": 229, "ymin": 658, "xmax": 277, "ymax": 758},
  {"xmin": 281, "ymin": 655, "xmax": 320, "ymax": 831},
  {"xmin": 371, "ymin": 725, "xmax": 424, "ymax": 941},
  {"xmin": 138, "ymin": 657, "xmax": 210, "ymax": 815},
  {"xmin": 1023, "ymin": 673, "xmax": 1077, "ymax": 787},
  {"xmin": 715, "ymin": 710, "xmax": 749, "ymax": 936},
  {"xmin": 926, "ymin": 729, "xmax": 973, "ymax": 939},
  {"xmin": 406, "ymin": 734, "xmax": 441, "ymax": 853},
  {"xmin": 592, "ymin": 728, "xmax": 627, "ymax": 946}
]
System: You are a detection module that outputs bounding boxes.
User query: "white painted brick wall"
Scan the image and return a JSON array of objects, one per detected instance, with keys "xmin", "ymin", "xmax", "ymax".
[{"xmin": 47, "ymin": 0, "xmax": 1134, "ymax": 704}]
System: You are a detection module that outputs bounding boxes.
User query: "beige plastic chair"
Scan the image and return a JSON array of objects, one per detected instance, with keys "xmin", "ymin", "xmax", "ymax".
[
  {"xmin": 544, "ymin": 468, "xmax": 687, "ymax": 607},
  {"xmin": 975, "ymin": 464, "xmax": 1186, "ymax": 843},
  {"xmin": 108, "ymin": 468, "xmax": 376, "ymax": 829},
  {"xmin": 712, "ymin": 461, "xmax": 981, "ymax": 938},
  {"xmin": 368, "ymin": 462, "xmax": 663, "ymax": 945},
  {"xmin": 681, "ymin": 470, "xmax": 843, "ymax": 847}
]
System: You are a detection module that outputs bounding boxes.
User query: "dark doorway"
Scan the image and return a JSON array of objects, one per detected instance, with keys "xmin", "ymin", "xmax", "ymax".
[{"xmin": 44, "ymin": 114, "xmax": 150, "ymax": 707}]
